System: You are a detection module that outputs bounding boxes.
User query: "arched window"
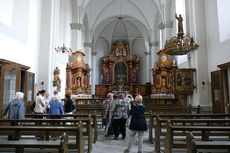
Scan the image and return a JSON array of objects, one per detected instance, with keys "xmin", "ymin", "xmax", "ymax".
[
  {"xmin": 176, "ymin": 0, "xmax": 187, "ymax": 65},
  {"xmin": 217, "ymin": 0, "xmax": 230, "ymax": 42}
]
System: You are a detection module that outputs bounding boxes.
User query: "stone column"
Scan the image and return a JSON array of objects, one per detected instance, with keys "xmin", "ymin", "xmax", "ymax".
[
  {"xmin": 144, "ymin": 51, "xmax": 151, "ymax": 83},
  {"xmin": 38, "ymin": 0, "xmax": 60, "ymax": 92},
  {"xmin": 70, "ymin": 23, "xmax": 82, "ymax": 51},
  {"xmin": 149, "ymin": 41, "xmax": 160, "ymax": 67},
  {"xmin": 83, "ymin": 42, "xmax": 93, "ymax": 66},
  {"xmin": 91, "ymin": 52, "xmax": 97, "ymax": 95}
]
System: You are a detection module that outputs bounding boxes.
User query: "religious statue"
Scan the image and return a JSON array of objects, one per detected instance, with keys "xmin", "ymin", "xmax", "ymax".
[
  {"xmin": 177, "ymin": 73, "xmax": 182, "ymax": 86},
  {"xmin": 175, "ymin": 13, "xmax": 184, "ymax": 34},
  {"xmin": 53, "ymin": 67, "xmax": 61, "ymax": 91},
  {"xmin": 77, "ymin": 77, "xmax": 81, "ymax": 87}
]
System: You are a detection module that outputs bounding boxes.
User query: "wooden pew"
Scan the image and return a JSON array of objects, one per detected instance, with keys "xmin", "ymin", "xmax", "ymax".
[
  {"xmin": 25, "ymin": 113, "xmax": 99, "ymax": 143},
  {"xmin": 0, "ymin": 125, "xmax": 84, "ymax": 153},
  {"xmin": 186, "ymin": 132, "xmax": 230, "ymax": 153},
  {"xmin": 149, "ymin": 113, "xmax": 230, "ymax": 144},
  {"xmin": 0, "ymin": 132, "xmax": 68, "ymax": 153},
  {"xmin": 0, "ymin": 118, "xmax": 92, "ymax": 153},
  {"xmin": 164, "ymin": 121, "xmax": 230, "ymax": 153},
  {"xmin": 155, "ymin": 115, "xmax": 230, "ymax": 153}
]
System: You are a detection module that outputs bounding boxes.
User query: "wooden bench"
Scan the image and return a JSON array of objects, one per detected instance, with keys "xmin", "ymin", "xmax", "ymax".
[
  {"xmin": 0, "ymin": 118, "xmax": 92, "ymax": 153},
  {"xmin": 155, "ymin": 115, "xmax": 230, "ymax": 153},
  {"xmin": 164, "ymin": 121, "xmax": 230, "ymax": 153},
  {"xmin": 186, "ymin": 132, "xmax": 230, "ymax": 153},
  {"xmin": 149, "ymin": 113, "xmax": 230, "ymax": 144},
  {"xmin": 0, "ymin": 132, "xmax": 68, "ymax": 153},
  {"xmin": 0, "ymin": 125, "xmax": 84, "ymax": 153},
  {"xmin": 26, "ymin": 113, "xmax": 99, "ymax": 143}
]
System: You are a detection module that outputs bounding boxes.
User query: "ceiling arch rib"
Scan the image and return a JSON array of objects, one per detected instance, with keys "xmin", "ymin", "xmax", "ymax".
[
  {"xmin": 80, "ymin": 0, "xmax": 163, "ymax": 23},
  {"xmin": 92, "ymin": 16, "xmax": 150, "ymax": 52},
  {"xmin": 90, "ymin": 0, "xmax": 151, "ymax": 33}
]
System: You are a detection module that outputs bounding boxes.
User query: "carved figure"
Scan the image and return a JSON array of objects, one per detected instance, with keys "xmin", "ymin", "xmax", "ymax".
[
  {"xmin": 175, "ymin": 14, "xmax": 184, "ymax": 33},
  {"xmin": 53, "ymin": 67, "xmax": 61, "ymax": 91}
]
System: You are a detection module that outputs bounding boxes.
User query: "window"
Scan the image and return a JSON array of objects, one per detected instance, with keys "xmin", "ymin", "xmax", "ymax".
[
  {"xmin": 217, "ymin": 0, "xmax": 230, "ymax": 43},
  {"xmin": 0, "ymin": 0, "xmax": 14, "ymax": 27},
  {"xmin": 176, "ymin": 0, "xmax": 187, "ymax": 65}
]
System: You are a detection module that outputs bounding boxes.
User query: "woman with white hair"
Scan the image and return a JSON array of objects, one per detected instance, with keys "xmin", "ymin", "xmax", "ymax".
[
  {"xmin": 48, "ymin": 95, "xmax": 64, "ymax": 117},
  {"xmin": 3, "ymin": 92, "xmax": 25, "ymax": 119},
  {"xmin": 3, "ymin": 92, "xmax": 25, "ymax": 140}
]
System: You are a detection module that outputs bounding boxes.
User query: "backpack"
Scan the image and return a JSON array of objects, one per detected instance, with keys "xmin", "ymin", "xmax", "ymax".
[{"xmin": 30, "ymin": 101, "xmax": 36, "ymax": 112}]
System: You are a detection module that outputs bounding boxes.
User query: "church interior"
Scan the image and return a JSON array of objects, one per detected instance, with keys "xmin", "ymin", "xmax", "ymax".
[{"xmin": 0, "ymin": 0, "xmax": 230, "ymax": 153}]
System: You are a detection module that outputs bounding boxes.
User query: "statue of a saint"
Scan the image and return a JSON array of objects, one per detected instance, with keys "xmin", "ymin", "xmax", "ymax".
[
  {"xmin": 53, "ymin": 67, "xmax": 61, "ymax": 91},
  {"xmin": 175, "ymin": 14, "xmax": 183, "ymax": 33}
]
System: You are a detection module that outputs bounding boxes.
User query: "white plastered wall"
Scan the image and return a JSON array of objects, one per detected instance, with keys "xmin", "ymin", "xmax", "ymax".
[
  {"xmin": 204, "ymin": 0, "xmax": 230, "ymax": 106},
  {"xmin": 0, "ymin": 0, "xmax": 41, "ymax": 79}
]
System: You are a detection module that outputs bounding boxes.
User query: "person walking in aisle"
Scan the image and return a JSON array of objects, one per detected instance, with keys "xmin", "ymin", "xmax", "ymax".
[{"xmin": 124, "ymin": 95, "xmax": 147, "ymax": 153}]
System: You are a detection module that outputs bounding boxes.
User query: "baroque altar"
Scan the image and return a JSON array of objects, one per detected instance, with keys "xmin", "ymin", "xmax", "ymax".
[
  {"xmin": 152, "ymin": 50, "xmax": 196, "ymax": 107},
  {"xmin": 65, "ymin": 50, "xmax": 91, "ymax": 95},
  {"xmin": 95, "ymin": 40, "xmax": 142, "ymax": 97}
]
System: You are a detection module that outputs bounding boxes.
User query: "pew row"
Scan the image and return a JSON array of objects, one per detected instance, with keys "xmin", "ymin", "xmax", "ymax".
[
  {"xmin": 0, "ymin": 125, "xmax": 84, "ymax": 153},
  {"xmin": 186, "ymin": 132, "xmax": 230, "ymax": 153},
  {"xmin": 149, "ymin": 113, "xmax": 230, "ymax": 143},
  {"xmin": 164, "ymin": 121, "xmax": 230, "ymax": 153},
  {"xmin": 25, "ymin": 113, "xmax": 99, "ymax": 143},
  {"xmin": 155, "ymin": 115, "xmax": 230, "ymax": 153},
  {"xmin": 0, "ymin": 118, "xmax": 92, "ymax": 153},
  {"xmin": 0, "ymin": 132, "xmax": 68, "ymax": 153}
]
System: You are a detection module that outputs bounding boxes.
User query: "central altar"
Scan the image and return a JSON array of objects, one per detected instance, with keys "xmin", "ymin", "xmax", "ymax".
[{"xmin": 95, "ymin": 40, "xmax": 142, "ymax": 97}]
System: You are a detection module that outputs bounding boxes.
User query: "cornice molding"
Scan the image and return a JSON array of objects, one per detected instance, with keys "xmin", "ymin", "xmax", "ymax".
[{"xmin": 70, "ymin": 23, "xmax": 82, "ymax": 31}]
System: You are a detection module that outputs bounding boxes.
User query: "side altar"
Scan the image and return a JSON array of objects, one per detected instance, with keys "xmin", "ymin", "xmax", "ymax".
[
  {"xmin": 95, "ymin": 40, "xmax": 145, "ymax": 97},
  {"xmin": 65, "ymin": 51, "xmax": 91, "ymax": 95},
  {"xmin": 152, "ymin": 50, "xmax": 195, "ymax": 107}
]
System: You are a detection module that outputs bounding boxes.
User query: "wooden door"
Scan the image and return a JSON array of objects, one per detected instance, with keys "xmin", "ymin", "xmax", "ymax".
[
  {"xmin": 25, "ymin": 72, "xmax": 35, "ymax": 113},
  {"xmin": 0, "ymin": 64, "xmax": 20, "ymax": 117},
  {"xmin": 211, "ymin": 70, "xmax": 224, "ymax": 113}
]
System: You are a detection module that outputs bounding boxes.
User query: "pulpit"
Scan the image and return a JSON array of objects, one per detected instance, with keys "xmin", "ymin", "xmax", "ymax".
[{"xmin": 65, "ymin": 51, "xmax": 91, "ymax": 95}]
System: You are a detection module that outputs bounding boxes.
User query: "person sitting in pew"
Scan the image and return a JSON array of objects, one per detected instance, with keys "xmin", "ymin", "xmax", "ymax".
[{"xmin": 3, "ymin": 92, "xmax": 25, "ymax": 140}]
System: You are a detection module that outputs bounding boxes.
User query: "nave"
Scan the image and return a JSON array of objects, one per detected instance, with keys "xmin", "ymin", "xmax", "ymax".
[{"xmin": 92, "ymin": 128, "xmax": 153, "ymax": 153}]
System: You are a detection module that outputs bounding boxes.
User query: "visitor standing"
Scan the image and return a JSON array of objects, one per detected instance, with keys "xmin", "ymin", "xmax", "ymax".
[
  {"xmin": 111, "ymin": 93, "xmax": 129, "ymax": 140},
  {"xmin": 3, "ymin": 92, "xmax": 25, "ymax": 140},
  {"xmin": 103, "ymin": 93, "xmax": 113, "ymax": 136},
  {"xmin": 34, "ymin": 90, "xmax": 46, "ymax": 115},
  {"xmin": 124, "ymin": 95, "xmax": 147, "ymax": 153}
]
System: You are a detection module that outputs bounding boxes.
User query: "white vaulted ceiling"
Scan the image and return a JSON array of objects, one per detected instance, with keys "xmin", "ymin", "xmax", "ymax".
[{"xmin": 81, "ymin": 0, "xmax": 162, "ymax": 31}]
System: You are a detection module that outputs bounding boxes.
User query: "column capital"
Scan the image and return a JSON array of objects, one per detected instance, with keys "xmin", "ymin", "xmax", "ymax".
[
  {"xmin": 158, "ymin": 21, "xmax": 173, "ymax": 29},
  {"xmin": 144, "ymin": 51, "xmax": 151, "ymax": 55},
  {"xmin": 149, "ymin": 41, "xmax": 159, "ymax": 47},
  {"xmin": 84, "ymin": 42, "xmax": 93, "ymax": 48},
  {"xmin": 158, "ymin": 22, "xmax": 165, "ymax": 30},
  {"xmin": 164, "ymin": 21, "xmax": 173, "ymax": 28},
  {"xmin": 91, "ymin": 52, "xmax": 98, "ymax": 56},
  {"xmin": 70, "ymin": 23, "xmax": 82, "ymax": 31}
]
